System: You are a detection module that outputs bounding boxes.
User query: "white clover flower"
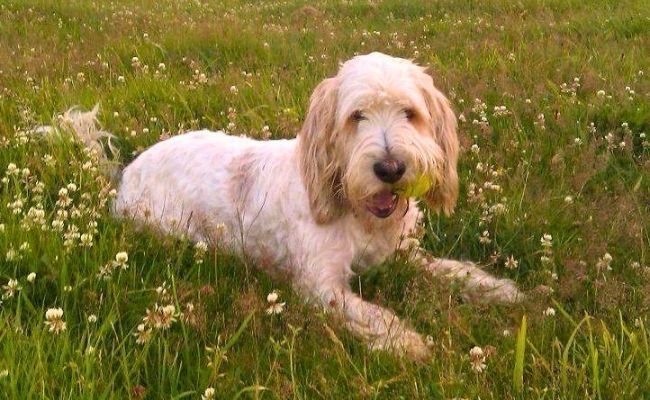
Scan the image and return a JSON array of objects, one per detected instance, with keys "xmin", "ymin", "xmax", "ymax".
[
  {"xmin": 483, "ymin": 182, "xmax": 501, "ymax": 193},
  {"xmin": 479, "ymin": 230, "xmax": 491, "ymax": 245},
  {"xmin": 196, "ymin": 72, "xmax": 208, "ymax": 84},
  {"xmin": 156, "ymin": 283, "xmax": 168, "ymax": 298},
  {"xmin": 504, "ymin": 255, "xmax": 519, "ymax": 270},
  {"xmin": 5, "ymin": 249, "xmax": 19, "ymax": 262},
  {"xmin": 2, "ymin": 279, "xmax": 21, "ymax": 299},
  {"xmin": 45, "ymin": 307, "xmax": 66, "ymax": 334},
  {"xmin": 87, "ymin": 314, "xmax": 98, "ymax": 323},
  {"xmin": 493, "ymin": 105, "xmax": 510, "ymax": 117},
  {"xmin": 267, "ymin": 292, "xmax": 279, "ymax": 303},
  {"xmin": 144, "ymin": 303, "xmax": 177, "ymax": 330},
  {"xmin": 51, "ymin": 219, "xmax": 65, "ymax": 231},
  {"xmin": 194, "ymin": 241, "xmax": 208, "ymax": 264},
  {"xmin": 27, "ymin": 272, "xmax": 36, "ymax": 283},
  {"xmin": 0, "ymin": 369, "xmax": 7, "ymax": 379},
  {"xmin": 490, "ymin": 202, "xmax": 507, "ymax": 215},
  {"xmin": 134, "ymin": 323, "xmax": 152, "ymax": 344},
  {"xmin": 5, "ymin": 163, "xmax": 18, "ymax": 176},
  {"xmin": 202, "ymin": 387, "xmax": 216, "ymax": 400},
  {"xmin": 8, "ymin": 199, "xmax": 24, "ymax": 214},
  {"xmin": 596, "ymin": 252, "xmax": 613, "ymax": 271},
  {"xmin": 261, "ymin": 125, "xmax": 271, "ymax": 139},
  {"xmin": 161, "ymin": 304, "xmax": 176, "ymax": 317},
  {"xmin": 469, "ymin": 346, "xmax": 486, "ymax": 373},
  {"xmin": 114, "ymin": 251, "xmax": 128, "ymax": 269},
  {"xmin": 180, "ymin": 302, "xmax": 198, "ymax": 326},
  {"xmin": 80, "ymin": 233, "xmax": 94, "ymax": 247},
  {"xmin": 266, "ymin": 291, "xmax": 285, "ymax": 315},
  {"xmin": 56, "ymin": 188, "xmax": 72, "ymax": 207},
  {"xmin": 116, "ymin": 251, "xmax": 128, "ymax": 263},
  {"xmin": 543, "ymin": 307, "xmax": 556, "ymax": 317}
]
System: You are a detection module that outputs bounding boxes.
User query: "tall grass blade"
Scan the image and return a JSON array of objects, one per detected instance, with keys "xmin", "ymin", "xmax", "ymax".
[{"xmin": 513, "ymin": 314, "xmax": 527, "ymax": 394}]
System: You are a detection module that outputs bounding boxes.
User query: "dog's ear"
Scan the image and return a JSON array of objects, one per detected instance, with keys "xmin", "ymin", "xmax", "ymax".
[
  {"xmin": 418, "ymin": 71, "xmax": 459, "ymax": 215},
  {"xmin": 298, "ymin": 77, "xmax": 345, "ymax": 224}
]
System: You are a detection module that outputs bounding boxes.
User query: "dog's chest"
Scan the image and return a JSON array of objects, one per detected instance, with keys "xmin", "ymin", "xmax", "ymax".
[{"xmin": 347, "ymin": 204, "xmax": 420, "ymax": 270}]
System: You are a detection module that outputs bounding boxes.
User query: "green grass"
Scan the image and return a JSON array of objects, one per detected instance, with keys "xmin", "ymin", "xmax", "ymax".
[{"xmin": 0, "ymin": 0, "xmax": 648, "ymax": 398}]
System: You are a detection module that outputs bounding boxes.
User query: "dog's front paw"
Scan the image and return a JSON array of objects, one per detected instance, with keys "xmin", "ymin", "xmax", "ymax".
[
  {"xmin": 465, "ymin": 276, "xmax": 525, "ymax": 304},
  {"xmin": 395, "ymin": 329, "xmax": 432, "ymax": 362},
  {"xmin": 368, "ymin": 326, "xmax": 432, "ymax": 362}
]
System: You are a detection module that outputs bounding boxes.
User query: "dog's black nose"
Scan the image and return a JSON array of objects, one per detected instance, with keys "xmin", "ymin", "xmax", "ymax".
[{"xmin": 373, "ymin": 159, "xmax": 406, "ymax": 183}]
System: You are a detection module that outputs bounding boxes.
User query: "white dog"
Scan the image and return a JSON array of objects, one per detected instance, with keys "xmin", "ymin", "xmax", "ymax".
[{"xmin": 61, "ymin": 52, "xmax": 522, "ymax": 360}]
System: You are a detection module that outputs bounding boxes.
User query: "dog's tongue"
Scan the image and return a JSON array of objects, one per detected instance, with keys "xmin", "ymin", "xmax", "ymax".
[{"xmin": 366, "ymin": 190, "xmax": 398, "ymax": 218}]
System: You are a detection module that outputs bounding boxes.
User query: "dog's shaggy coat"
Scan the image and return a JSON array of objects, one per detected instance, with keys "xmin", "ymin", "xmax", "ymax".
[{"xmin": 63, "ymin": 53, "xmax": 522, "ymax": 360}]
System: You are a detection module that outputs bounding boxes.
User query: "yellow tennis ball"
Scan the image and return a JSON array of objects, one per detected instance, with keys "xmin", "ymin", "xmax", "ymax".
[{"xmin": 396, "ymin": 174, "xmax": 432, "ymax": 198}]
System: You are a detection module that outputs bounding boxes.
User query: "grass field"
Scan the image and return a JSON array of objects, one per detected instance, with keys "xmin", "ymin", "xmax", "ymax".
[{"xmin": 0, "ymin": 0, "xmax": 648, "ymax": 398}]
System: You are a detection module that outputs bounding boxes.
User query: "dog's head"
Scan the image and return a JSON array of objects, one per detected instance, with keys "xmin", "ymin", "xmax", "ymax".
[{"xmin": 298, "ymin": 52, "xmax": 458, "ymax": 224}]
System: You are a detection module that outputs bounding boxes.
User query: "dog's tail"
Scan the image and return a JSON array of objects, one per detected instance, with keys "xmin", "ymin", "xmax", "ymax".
[
  {"xmin": 33, "ymin": 105, "xmax": 118, "ymax": 158},
  {"xmin": 32, "ymin": 105, "xmax": 121, "ymax": 178}
]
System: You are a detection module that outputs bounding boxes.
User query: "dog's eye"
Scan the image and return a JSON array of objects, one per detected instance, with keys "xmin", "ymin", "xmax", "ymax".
[
  {"xmin": 404, "ymin": 108, "xmax": 416, "ymax": 121},
  {"xmin": 351, "ymin": 110, "xmax": 366, "ymax": 122}
]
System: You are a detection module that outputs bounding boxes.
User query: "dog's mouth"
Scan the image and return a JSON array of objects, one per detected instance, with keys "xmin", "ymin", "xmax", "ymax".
[{"xmin": 366, "ymin": 190, "xmax": 399, "ymax": 218}]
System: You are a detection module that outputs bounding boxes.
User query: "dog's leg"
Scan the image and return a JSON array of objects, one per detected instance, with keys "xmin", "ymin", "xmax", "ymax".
[
  {"xmin": 413, "ymin": 249, "xmax": 524, "ymax": 303},
  {"xmin": 302, "ymin": 273, "xmax": 431, "ymax": 361}
]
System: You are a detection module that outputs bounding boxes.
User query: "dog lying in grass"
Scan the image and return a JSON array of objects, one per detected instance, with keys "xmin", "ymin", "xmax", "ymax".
[{"xmin": 47, "ymin": 52, "xmax": 522, "ymax": 361}]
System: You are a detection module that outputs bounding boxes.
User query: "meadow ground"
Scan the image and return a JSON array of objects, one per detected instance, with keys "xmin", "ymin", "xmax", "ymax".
[{"xmin": 0, "ymin": 0, "xmax": 648, "ymax": 398}]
